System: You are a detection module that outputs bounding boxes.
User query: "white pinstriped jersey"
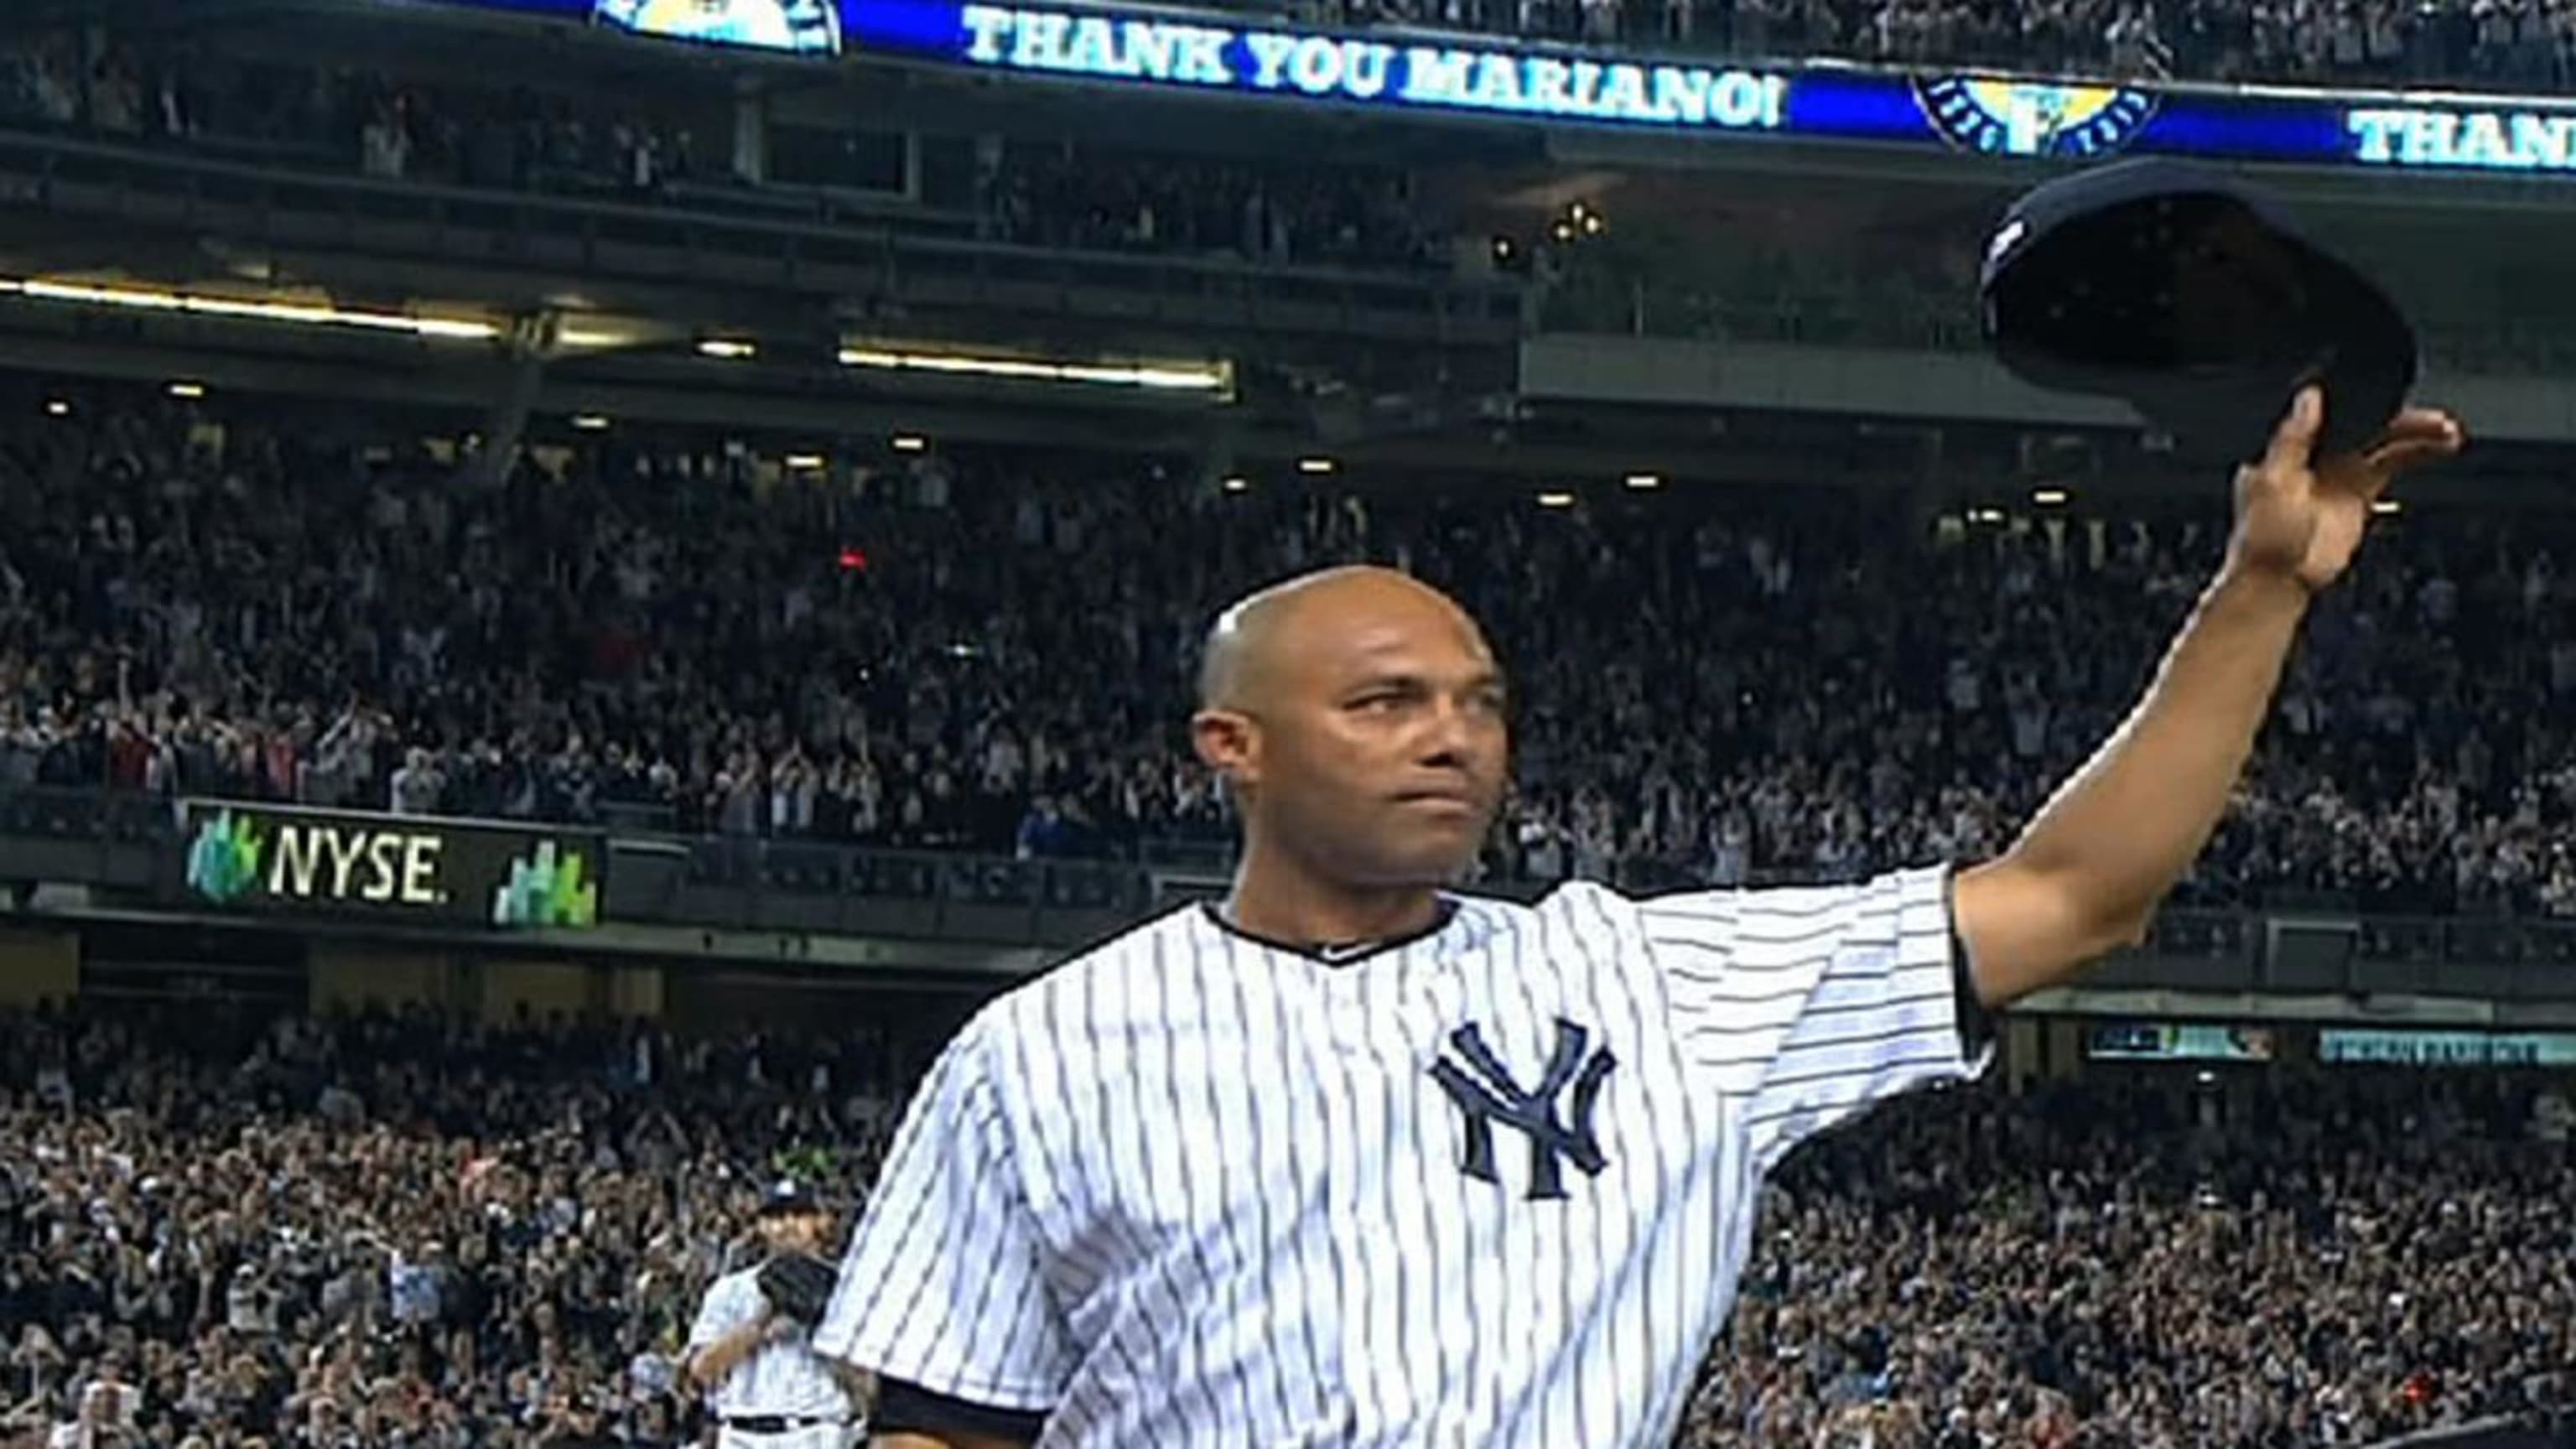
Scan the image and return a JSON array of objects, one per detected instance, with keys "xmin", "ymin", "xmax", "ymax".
[
  {"xmin": 815, "ymin": 863, "xmax": 1990, "ymax": 1448},
  {"xmin": 686, "ymin": 1266, "xmax": 862, "ymax": 1422}
]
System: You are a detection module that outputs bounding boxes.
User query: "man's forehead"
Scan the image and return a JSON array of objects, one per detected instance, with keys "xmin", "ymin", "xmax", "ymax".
[
  {"xmin": 1296, "ymin": 612, "xmax": 1496, "ymax": 677},
  {"xmin": 1203, "ymin": 567, "xmax": 1493, "ymax": 705}
]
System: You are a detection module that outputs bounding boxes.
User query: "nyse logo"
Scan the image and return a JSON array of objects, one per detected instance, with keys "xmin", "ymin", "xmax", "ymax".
[
  {"xmin": 1914, "ymin": 75, "xmax": 2157, "ymax": 158},
  {"xmin": 493, "ymin": 840, "xmax": 600, "ymax": 929},
  {"xmin": 190, "ymin": 813, "xmax": 449, "ymax": 909}
]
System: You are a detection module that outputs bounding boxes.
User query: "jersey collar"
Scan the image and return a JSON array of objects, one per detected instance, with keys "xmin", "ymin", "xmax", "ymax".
[{"xmin": 1199, "ymin": 896, "xmax": 1462, "ymax": 968}]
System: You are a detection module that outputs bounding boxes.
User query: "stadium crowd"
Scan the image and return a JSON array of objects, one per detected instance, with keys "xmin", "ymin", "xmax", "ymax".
[
  {"xmin": 972, "ymin": 140, "xmax": 1452, "ymax": 271},
  {"xmin": 3, "ymin": 388, "xmax": 2575, "ymax": 918},
  {"xmin": 1690, "ymin": 1066, "xmax": 2576, "ymax": 1446},
  {"xmin": 0, "ymin": 1001, "xmax": 924, "ymax": 1449},
  {"xmin": 0, "ymin": 1000, "xmax": 2568, "ymax": 1448},
  {"xmin": 0, "ymin": 28, "xmax": 1456, "ymax": 274}
]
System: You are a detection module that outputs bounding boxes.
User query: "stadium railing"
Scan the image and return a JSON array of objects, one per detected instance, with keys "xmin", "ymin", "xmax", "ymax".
[
  {"xmin": 4, "ymin": 783, "xmax": 2576, "ymax": 993},
  {"xmin": 0, "ymin": 127, "xmax": 1523, "ymax": 345}
]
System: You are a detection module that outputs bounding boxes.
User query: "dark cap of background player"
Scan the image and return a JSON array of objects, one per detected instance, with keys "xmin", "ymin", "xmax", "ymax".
[
  {"xmin": 756, "ymin": 1178, "xmax": 819, "ymax": 1218},
  {"xmin": 754, "ymin": 1177, "xmax": 830, "ymax": 1254},
  {"xmin": 1191, "ymin": 566, "xmax": 1508, "ymax": 953}
]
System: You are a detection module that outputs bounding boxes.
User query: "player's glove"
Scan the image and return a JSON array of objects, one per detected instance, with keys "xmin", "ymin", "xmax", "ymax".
[{"xmin": 757, "ymin": 1251, "xmax": 839, "ymax": 1329}]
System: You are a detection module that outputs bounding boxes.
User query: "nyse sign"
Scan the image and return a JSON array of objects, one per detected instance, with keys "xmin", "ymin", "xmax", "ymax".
[
  {"xmin": 270, "ymin": 824, "xmax": 448, "ymax": 906},
  {"xmin": 179, "ymin": 801, "xmax": 603, "ymax": 930},
  {"xmin": 954, "ymin": 5, "xmax": 1787, "ymax": 130},
  {"xmin": 2348, "ymin": 106, "xmax": 2576, "ymax": 171}
]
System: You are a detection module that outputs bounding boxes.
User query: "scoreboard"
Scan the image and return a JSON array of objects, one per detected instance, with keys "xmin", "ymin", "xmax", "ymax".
[{"xmin": 400, "ymin": 0, "xmax": 2576, "ymax": 180}]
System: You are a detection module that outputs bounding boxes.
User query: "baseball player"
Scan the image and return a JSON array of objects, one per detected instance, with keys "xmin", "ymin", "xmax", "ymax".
[
  {"xmin": 685, "ymin": 1180, "xmax": 871, "ymax": 1449},
  {"xmin": 818, "ymin": 388, "xmax": 2459, "ymax": 1447}
]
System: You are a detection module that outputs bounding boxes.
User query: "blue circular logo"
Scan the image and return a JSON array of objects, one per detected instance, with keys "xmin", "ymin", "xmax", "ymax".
[{"xmin": 1914, "ymin": 76, "xmax": 2158, "ymax": 158}]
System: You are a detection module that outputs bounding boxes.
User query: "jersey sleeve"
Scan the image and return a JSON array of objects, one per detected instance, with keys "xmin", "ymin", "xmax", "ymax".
[
  {"xmin": 683, "ymin": 1274, "xmax": 745, "ymax": 1354},
  {"xmin": 1635, "ymin": 862, "xmax": 1993, "ymax": 1176},
  {"xmin": 811, "ymin": 1015, "xmax": 1073, "ymax": 1413}
]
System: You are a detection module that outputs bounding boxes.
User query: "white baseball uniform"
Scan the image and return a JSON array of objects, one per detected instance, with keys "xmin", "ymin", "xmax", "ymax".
[
  {"xmin": 817, "ymin": 863, "xmax": 1991, "ymax": 1447},
  {"xmin": 687, "ymin": 1265, "xmax": 862, "ymax": 1449}
]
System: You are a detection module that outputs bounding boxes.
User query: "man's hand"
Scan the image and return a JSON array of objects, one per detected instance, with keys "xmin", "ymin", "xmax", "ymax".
[
  {"xmin": 687, "ymin": 1315, "xmax": 790, "ymax": 1390},
  {"xmin": 2226, "ymin": 385, "xmax": 2462, "ymax": 594}
]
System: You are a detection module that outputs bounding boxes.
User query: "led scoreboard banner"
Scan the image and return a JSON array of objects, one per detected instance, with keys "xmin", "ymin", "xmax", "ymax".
[
  {"xmin": 404, "ymin": 0, "xmax": 2576, "ymax": 177},
  {"xmin": 870, "ymin": 3, "xmax": 2576, "ymax": 174}
]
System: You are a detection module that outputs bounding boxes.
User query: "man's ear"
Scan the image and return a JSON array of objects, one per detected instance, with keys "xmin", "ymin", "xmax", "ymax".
[{"xmin": 1189, "ymin": 709, "xmax": 1257, "ymax": 793}]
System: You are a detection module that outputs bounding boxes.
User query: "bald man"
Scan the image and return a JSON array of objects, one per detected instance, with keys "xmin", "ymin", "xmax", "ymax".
[{"xmin": 814, "ymin": 388, "xmax": 2459, "ymax": 1448}]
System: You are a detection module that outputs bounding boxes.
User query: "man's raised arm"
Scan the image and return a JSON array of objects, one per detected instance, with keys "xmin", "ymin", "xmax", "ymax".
[{"xmin": 1955, "ymin": 387, "xmax": 2461, "ymax": 1007}]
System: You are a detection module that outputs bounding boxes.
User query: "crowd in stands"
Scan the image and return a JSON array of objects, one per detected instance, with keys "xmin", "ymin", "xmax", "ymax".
[
  {"xmin": 1, "ymin": 999, "xmax": 2568, "ymax": 1447},
  {"xmin": 0, "ymin": 1002, "xmax": 925, "ymax": 1449},
  {"xmin": 1688, "ymin": 1066, "xmax": 2576, "ymax": 1446},
  {"xmin": 5, "ymin": 387, "xmax": 2576, "ymax": 918},
  {"xmin": 0, "ymin": 28, "xmax": 708, "ymax": 196},
  {"xmin": 0, "ymin": 28, "xmax": 1457, "ymax": 274},
  {"xmin": 973, "ymin": 139, "xmax": 1453, "ymax": 271}
]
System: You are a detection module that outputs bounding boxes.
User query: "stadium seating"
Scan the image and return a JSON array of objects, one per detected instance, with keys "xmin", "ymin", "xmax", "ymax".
[
  {"xmin": 1690, "ymin": 1067, "xmax": 2575, "ymax": 1445},
  {"xmin": 1, "ymin": 1004, "xmax": 2566, "ymax": 1446},
  {"xmin": 3, "ymin": 386, "xmax": 2573, "ymax": 920},
  {"xmin": 0, "ymin": 1002, "xmax": 926, "ymax": 1449}
]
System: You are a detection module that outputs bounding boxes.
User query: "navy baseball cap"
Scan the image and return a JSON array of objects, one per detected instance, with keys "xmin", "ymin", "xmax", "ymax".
[
  {"xmin": 1981, "ymin": 158, "xmax": 2417, "ymax": 466},
  {"xmin": 757, "ymin": 1178, "xmax": 821, "ymax": 1216}
]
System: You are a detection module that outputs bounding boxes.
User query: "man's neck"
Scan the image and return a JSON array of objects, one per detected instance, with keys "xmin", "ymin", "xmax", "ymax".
[{"xmin": 1220, "ymin": 846, "xmax": 1444, "ymax": 950}]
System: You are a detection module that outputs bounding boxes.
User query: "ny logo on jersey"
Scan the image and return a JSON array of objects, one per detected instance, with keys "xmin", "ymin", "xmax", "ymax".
[{"xmin": 1430, "ymin": 1017, "xmax": 1617, "ymax": 1201}]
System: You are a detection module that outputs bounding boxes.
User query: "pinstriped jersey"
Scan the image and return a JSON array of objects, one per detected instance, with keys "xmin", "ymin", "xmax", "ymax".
[
  {"xmin": 685, "ymin": 1265, "xmax": 862, "ymax": 1421},
  {"xmin": 814, "ymin": 863, "xmax": 1991, "ymax": 1448}
]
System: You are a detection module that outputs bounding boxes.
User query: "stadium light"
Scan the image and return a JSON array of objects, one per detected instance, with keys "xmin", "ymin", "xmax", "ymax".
[
  {"xmin": 555, "ymin": 326, "xmax": 631, "ymax": 351},
  {"xmin": 1623, "ymin": 472, "xmax": 1662, "ymax": 491},
  {"xmin": 2372, "ymin": 498, "xmax": 2402, "ymax": 516},
  {"xmin": 2032, "ymin": 487, "xmax": 2070, "ymax": 506},
  {"xmin": 0, "ymin": 276, "xmax": 498, "ymax": 341},
  {"xmin": 43, "ymin": 399, "xmax": 70, "ymax": 418},
  {"xmin": 1297, "ymin": 457, "xmax": 1337, "ymax": 475},
  {"xmin": 785, "ymin": 453, "xmax": 826, "ymax": 470},
  {"xmin": 891, "ymin": 434, "xmax": 928, "ymax": 453},
  {"xmin": 166, "ymin": 381, "xmax": 206, "ymax": 400},
  {"xmin": 838, "ymin": 344, "xmax": 1229, "ymax": 395},
  {"xmin": 1969, "ymin": 506, "xmax": 2006, "ymax": 525},
  {"xmin": 1536, "ymin": 491, "xmax": 1576, "ymax": 509},
  {"xmin": 571, "ymin": 414, "xmax": 610, "ymax": 432},
  {"xmin": 1221, "ymin": 475, "xmax": 1249, "ymax": 493},
  {"xmin": 696, "ymin": 338, "xmax": 757, "ymax": 360}
]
